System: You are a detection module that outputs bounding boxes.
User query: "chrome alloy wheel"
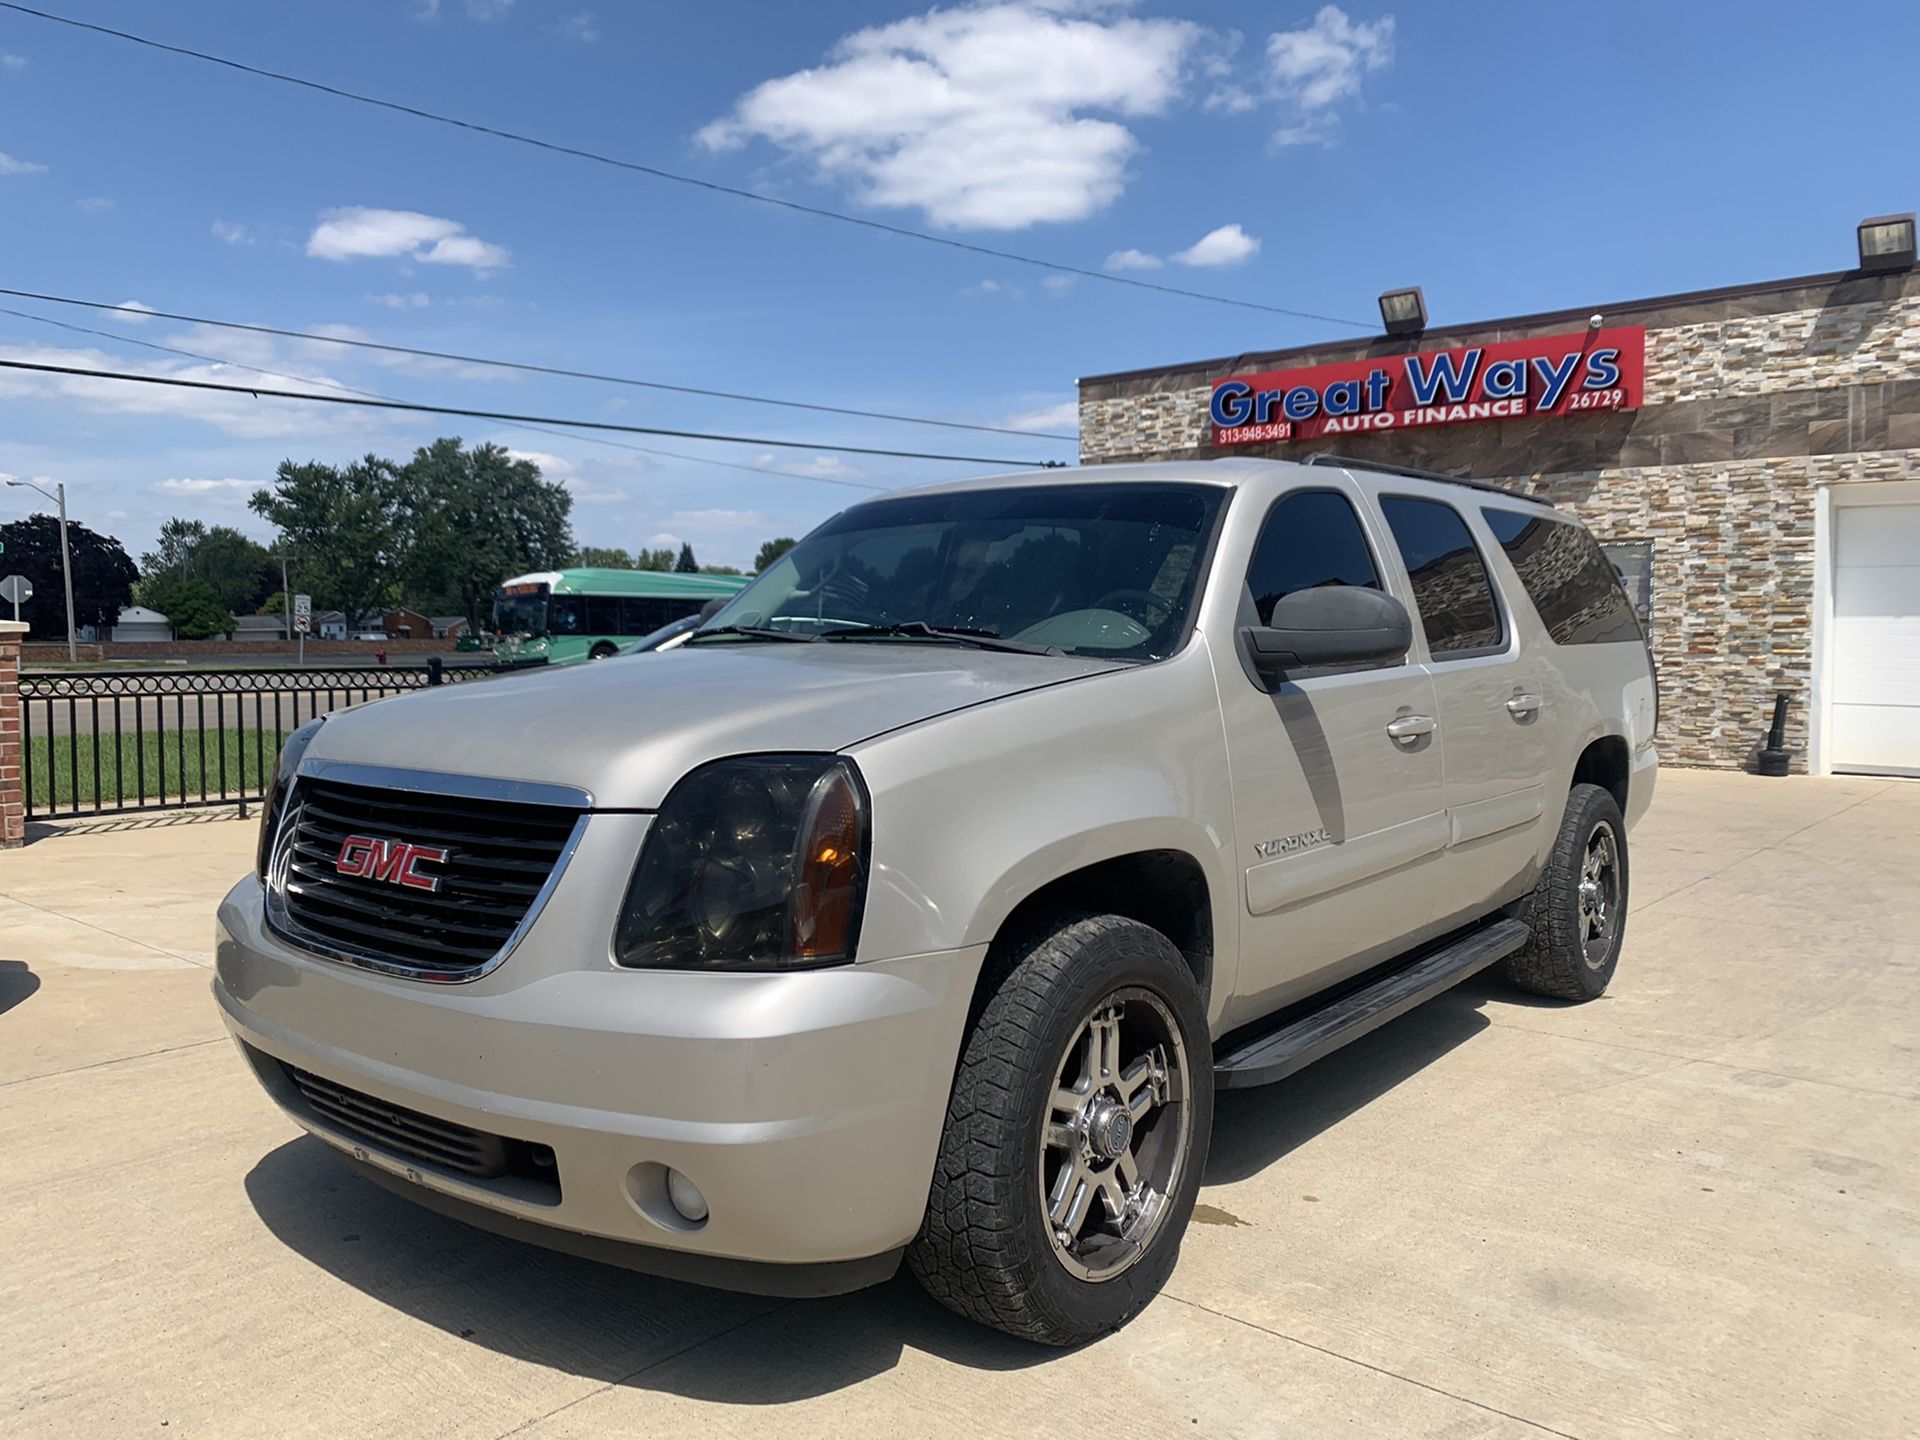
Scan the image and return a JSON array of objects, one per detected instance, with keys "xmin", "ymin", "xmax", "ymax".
[
  {"xmin": 1577, "ymin": 820, "xmax": 1622, "ymax": 969},
  {"xmin": 1039, "ymin": 987, "xmax": 1190, "ymax": 1283}
]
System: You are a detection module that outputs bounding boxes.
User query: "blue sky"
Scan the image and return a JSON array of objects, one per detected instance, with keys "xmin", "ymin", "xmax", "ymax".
[{"xmin": 1, "ymin": 0, "xmax": 1914, "ymax": 571}]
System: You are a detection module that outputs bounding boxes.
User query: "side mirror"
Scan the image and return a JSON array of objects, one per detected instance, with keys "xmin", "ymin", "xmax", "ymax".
[
  {"xmin": 697, "ymin": 598, "xmax": 727, "ymax": 622},
  {"xmin": 1241, "ymin": 586, "xmax": 1411, "ymax": 682}
]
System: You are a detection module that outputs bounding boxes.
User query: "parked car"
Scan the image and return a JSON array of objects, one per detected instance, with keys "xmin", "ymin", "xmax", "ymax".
[
  {"xmin": 350, "ymin": 631, "xmax": 387, "ymax": 642},
  {"xmin": 217, "ymin": 457, "xmax": 1657, "ymax": 1346}
]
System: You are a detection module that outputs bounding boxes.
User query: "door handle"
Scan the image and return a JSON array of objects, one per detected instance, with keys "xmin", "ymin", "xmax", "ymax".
[
  {"xmin": 1386, "ymin": 714, "xmax": 1436, "ymax": 741},
  {"xmin": 1505, "ymin": 693, "xmax": 1544, "ymax": 717}
]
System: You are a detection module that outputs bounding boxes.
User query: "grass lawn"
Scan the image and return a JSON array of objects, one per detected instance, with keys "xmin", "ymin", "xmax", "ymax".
[{"xmin": 27, "ymin": 728, "xmax": 290, "ymax": 812}]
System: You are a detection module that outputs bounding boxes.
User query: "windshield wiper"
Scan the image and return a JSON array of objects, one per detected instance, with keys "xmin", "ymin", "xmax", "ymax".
[
  {"xmin": 684, "ymin": 625, "xmax": 820, "ymax": 644},
  {"xmin": 819, "ymin": 621, "xmax": 1059, "ymax": 655}
]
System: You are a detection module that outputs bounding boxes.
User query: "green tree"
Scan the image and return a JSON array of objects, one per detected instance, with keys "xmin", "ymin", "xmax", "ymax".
[
  {"xmin": 395, "ymin": 438, "xmax": 575, "ymax": 626},
  {"xmin": 139, "ymin": 574, "xmax": 231, "ymax": 640},
  {"xmin": 0, "ymin": 513, "xmax": 139, "ymax": 639},
  {"xmin": 633, "ymin": 547, "xmax": 676, "ymax": 571},
  {"xmin": 674, "ymin": 542, "xmax": 699, "ymax": 573},
  {"xmin": 250, "ymin": 455, "xmax": 405, "ymax": 629},
  {"xmin": 754, "ymin": 537, "xmax": 798, "ymax": 573},
  {"xmin": 192, "ymin": 525, "xmax": 278, "ymax": 614},
  {"xmin": 139, "ymin": 517, "xmax": 206, "ymax": 579},
  {"xmin": 700, "ymin": 564, "xmax": 744, "ymax": 576},
  {"xmin": 572, "ymin": 545, "xmax": 633, "ymax": 569}
]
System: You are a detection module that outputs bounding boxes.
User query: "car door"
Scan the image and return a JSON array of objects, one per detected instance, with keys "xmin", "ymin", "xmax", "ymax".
[
  {"xmin": 1375, "ymin": 492, "xmax": 1552, "ymax": 919},
  {"xmin": 1216, "ymin": 485, "xmax": 1447, "ymax": 1027}
]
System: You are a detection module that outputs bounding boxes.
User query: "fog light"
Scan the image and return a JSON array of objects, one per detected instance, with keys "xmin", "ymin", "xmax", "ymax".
[{"xmin": 666, "ymin": 1168, "xmax": 709, "ymax": 1223}]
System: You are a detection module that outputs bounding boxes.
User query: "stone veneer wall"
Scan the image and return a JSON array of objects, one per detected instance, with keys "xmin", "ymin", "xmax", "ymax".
[{"xmin": 1077, "ymin": 271, "xmax": 1920, "ymax": 771}]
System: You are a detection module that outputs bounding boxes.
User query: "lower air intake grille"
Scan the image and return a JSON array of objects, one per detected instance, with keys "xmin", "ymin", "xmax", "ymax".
[{"xmin": 277, "ymin": 1057, "xmax": 561, "ymax": 1203}]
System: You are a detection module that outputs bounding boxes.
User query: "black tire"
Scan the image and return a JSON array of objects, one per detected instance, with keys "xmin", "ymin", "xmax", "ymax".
[
  {"xmin": 587, "ymin": 642, "xmax": 619, "ymax": 661},
  {"xmin": 1503, "ymin": 782, "xmax": 1629, "ymax": 1001},
  {"xmin": 908, "ymin": 914, "xmax": 1212, "ymax": 1346}
]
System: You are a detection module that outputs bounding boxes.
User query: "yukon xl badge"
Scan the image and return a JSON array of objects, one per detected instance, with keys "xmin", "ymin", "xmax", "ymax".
[{"xmin": 1254, "ymin": 828, "xmax": 1329, "ymax": 859}]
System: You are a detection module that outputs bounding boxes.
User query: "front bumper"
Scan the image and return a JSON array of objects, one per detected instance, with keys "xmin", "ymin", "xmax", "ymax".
[{"xmin": 215, "ymin": 877, "xmax": 985, "ymax": 1293}]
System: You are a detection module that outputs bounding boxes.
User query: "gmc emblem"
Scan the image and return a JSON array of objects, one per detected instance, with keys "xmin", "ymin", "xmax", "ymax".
[{"xmin": 334, "ymin": 834, "xmax": 449, "ymax": 892}]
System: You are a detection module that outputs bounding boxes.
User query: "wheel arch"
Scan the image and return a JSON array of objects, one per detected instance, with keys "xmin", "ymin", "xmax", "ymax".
[{"xmin": 1572, "ymin": 731, "xmax": 1632, "ymax": 814}]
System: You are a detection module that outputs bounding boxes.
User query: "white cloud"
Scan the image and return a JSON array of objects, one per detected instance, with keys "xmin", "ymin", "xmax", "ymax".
[
  {"xmin": 211, "ymin": 218, "xmax": 254, "ymax": 245},
  {"xmin": 554, "ymin": 11, "xmax": 598, "ymax": 42},
  {"xmin": 115, "ymin": 300, "xmax": 156, "ymax": 325},
  {"xmin": 1171, "ymin": 222, "xmax": 1260, "ymax": 267},
  {"xmin": 151, "ymin": 478, "xmax": 255, "ymax": 499},
  {"xmin": 368, "ymin": 291, "xmax": 431, "ymax": 309},
  {"xmin": 1265, "ymin": 6, "xmax": 1393, "ymax": 144},
  {"xmin": 0, "ymin": 150, "xmax": 47, "ymax": 176},
  {"xmin": 751, "ymin": 454, "xmax": 867, "ymax": 481},
  {"xmin": 465, "ymin": 0, "xmax": 515, "ymax": 18},
  {"xmin": 2, "ymin": 53, "xmax": 25, "ymax": 72},
  {"xmin": 76, "ymin": 196, "xmax": 114, "ymax": 213},
  {"xmin": 697, "ymin": 2, "xmax": 1200, "ymax": 230},
  {"xmin": 306, "ymin": 207, "xmax": 510, "ymax": 273},
  {"xmin": 502, "ymin": 448, "xmax": 576, "ymax": 478},
  {"xmin": 1104, "ymin": 247, "xmax": 1162, "ymax": 271},
  {"xmin": 1042, "ymin": 273, "xmax": 1078, "ymax": 294},
  {"xmin": 673, "ymin": 508, "xmax": 769, "ymax": 529},
  {"xmin": 647, "ymin": 531, "xmax": 683, "ymax": 548},
  {"xmin": 1000, "ymin": 400, "xmax": 1078, "ymax": 433},
  {"xmin": 0, "ymin": 340, "xmax": 383, "ymax": 440}
]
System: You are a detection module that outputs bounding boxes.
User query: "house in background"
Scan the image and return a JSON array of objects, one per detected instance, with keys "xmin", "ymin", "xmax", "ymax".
[
  {"xmin": 108, "ymin": 606, "xmax": 171, "ymax": 643},
  {"xmin": 429, "ymin": 615, "xmax": 470, "ymax": 640},
  {"xmin": 231, "ymin": 615, "xmax": 286, "ymax": 641},
  {"xmin": 314, "ymin": 611, "xmax": 347, "ymax": 640},
  {"xmin": 382, "ymin": 607, "xmax": 432, "ymax": 640}
]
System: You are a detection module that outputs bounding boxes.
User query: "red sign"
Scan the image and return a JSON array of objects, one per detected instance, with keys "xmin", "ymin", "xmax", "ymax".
[
  {"xmin": 335, "ymin": 834, "xmax": 450, "ymax": 892},
  {"xmin": 1210, "ymin": 325, "xmax": 1645, "ymax": 446}
]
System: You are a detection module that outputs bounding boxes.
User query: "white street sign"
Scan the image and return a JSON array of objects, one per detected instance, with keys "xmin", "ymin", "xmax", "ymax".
[{"xmin": 293, "ymin": 593, "xmax": 312, "ymax": 635}]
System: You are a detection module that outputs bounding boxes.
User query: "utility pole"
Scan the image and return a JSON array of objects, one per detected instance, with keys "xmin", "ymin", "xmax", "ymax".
[
  {"xmin": 274, "ymin": 552, "xmax": 292, "ymax": 641},
  {"xmin": 4, "ymin": 477, "xmax": 78, "ymax": 660}
]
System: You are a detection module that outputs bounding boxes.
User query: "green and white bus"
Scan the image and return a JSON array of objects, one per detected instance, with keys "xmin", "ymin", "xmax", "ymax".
[{"xmin": 491, "ymin": 568, "xmax": 751, "ymax": 663}]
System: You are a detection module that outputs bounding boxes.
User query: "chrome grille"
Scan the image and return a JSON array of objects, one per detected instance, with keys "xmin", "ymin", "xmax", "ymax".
[{"xmin": 269, "ymin": 774, "xmax": 583, "ymax": 981}]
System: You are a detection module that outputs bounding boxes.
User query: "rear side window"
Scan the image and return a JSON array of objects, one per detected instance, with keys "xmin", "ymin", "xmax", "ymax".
[
  {"xmin": 1244, "ymin": 489, "xmax": 1381, "ymax": 626},
  {"xmin": 1481, "ymin": 509, "xmax": 1645, "ymax": 645},
  {"xmin": 1379, "ymin": 496, "xmax": 1505, "ymax": 656}
]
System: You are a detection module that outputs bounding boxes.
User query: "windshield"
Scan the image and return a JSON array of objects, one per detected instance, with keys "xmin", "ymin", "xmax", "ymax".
[
  {"xmin": 695, "ymin": 482, "xmax": 1226, "ymax": 660},
  {"xmin": 492, "ymin": 588, "xmax": 548, "ymax": 636}
]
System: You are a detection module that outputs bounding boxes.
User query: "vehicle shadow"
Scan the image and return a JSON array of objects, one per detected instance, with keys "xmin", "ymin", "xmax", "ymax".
[
  {"xmin": 244, "ymin": 971, "xmax": 1514, "ymax": 1396},
  {"xmin": 245, "ymin": 1138, "xmax": 1052, "ymax": 1402},
  {"xmin": 1204, "ymin": 977, "xmax": 1496, "ymax": 1185},
  {"xmin": 0, "ymin": 961, "xmax": 39, "ymax": 1016}
]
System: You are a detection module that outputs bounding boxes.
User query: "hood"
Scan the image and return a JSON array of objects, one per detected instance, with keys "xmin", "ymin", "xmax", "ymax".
[{"xmin": 304, "ymin": 644, "xmax": 1127, "ymax": 809}]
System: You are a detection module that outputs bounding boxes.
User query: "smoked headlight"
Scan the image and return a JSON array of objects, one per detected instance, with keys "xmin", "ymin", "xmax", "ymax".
[
  {"xmin": 256, "ymin": 716, "xmax": 326, "ymax": 881},
  {"xmin": 613, "ymin": 754, "xmax": 869, "ymax": 971}
]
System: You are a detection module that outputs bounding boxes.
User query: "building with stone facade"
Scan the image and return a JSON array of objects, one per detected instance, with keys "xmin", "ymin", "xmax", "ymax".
[{"xmin": 1078, "ymin": 262, "xmax": 1920, "ymax": 777}]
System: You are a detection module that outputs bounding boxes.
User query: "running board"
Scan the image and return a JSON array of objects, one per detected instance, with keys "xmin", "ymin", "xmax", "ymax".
[{"xmin": 1212, "ymin": 917, "xmax": 1530, "ymax": 1090}]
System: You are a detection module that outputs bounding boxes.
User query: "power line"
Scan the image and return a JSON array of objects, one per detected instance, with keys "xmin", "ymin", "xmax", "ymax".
[
  {"xmin": 0, "ymin": 2, "xmax": 1373, "ymax": 329},
  {"xmin": 0, "ymin": 358, "xmax": 1059, "ymax": 468},
  {"xmin": 0, "ymin": 304, "xmax": 889, "ymax": 490},
  {"xmin": 0, "ymin": 287, "xmax": 1075, "ymax": 444}
]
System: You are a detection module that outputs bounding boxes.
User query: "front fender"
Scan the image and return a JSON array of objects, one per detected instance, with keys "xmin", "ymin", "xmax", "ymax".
[{"xmin": 846, "ymin": 649, "xmax": 1240, "ymax": 1025}]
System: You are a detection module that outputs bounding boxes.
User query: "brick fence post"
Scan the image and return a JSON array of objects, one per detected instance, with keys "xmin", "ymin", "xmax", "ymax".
[{"xmin": 0, "ymin": 620, "xmax": 25, "ymax": 848}]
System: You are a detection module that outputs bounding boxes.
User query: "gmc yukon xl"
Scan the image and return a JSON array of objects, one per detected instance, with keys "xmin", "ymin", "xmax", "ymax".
[{"xmin": 217, "ymin": 456, "xmax": 1658, "ymax": 1345}]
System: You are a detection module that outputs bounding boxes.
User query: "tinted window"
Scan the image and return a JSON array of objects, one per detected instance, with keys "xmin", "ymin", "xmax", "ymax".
[
  {"xmin": 1379, "ymin": 496, "xmax": 1504, "ymax": 656},
  {"xmin": 620, "ymin": 596, "xmax": 673, "ymax": 634},
  {"xmin": 698, "ymin": 483, "xmax": 1227, "ymax": 661},
  {"xmin": 585, "ymin": 595, "xmax": 623, "ymax": 635},
  {"xmin": 1482, "ymin": 509, "xmax": 1644, "ymax": 645},
  {"xmin": 1244, "ymin": 490, "xmax": 1381, "ymax": 626}
]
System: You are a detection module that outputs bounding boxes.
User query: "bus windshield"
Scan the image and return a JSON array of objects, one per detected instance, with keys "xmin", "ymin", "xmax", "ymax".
[{"xmin": 493, "ymin": 589, "xmax": 548, "ymax": 636}]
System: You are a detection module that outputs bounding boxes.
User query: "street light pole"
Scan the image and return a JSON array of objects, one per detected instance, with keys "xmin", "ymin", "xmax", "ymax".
[{"xmin": 4, "ymin": 477, "xmax": 78, "ymax": 661}]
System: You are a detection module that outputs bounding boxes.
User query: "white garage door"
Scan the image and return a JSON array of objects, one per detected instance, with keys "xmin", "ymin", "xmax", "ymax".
[{"xmin": 1829, "ymin": 503, "xmax": 1920, "ymax": 776}]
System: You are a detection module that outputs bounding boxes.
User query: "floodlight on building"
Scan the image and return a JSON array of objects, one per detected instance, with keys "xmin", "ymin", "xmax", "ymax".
[
  {"xmin": 1378, "ymin": 287, "xmax": 1427, "ymax": 337},
  {"xmin": 1857, "ymin": 213, "xmax": 1916, "ymax": 272}
]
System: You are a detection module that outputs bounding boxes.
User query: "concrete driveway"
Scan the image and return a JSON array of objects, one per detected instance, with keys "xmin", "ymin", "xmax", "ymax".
[{"xmin": 2, "ymin": 771, "xmax": 1915, "ymax": 1439}]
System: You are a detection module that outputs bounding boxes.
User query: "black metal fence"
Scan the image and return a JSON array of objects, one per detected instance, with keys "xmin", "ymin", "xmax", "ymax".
[{"xmin": 18, "ymin": 658, "xmax": 543, "ymax": 821}]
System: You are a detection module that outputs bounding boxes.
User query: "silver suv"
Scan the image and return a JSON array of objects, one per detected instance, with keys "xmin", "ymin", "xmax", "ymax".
[{"xmin": 218, "ymin": 456, "xmax": 1657, "ymax": 1346}]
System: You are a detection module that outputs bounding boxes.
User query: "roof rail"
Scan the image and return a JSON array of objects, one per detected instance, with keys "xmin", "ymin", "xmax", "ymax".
[{"xmin": 1302, "ymin": 452, "xmax": 1553, "ymax": 507}]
